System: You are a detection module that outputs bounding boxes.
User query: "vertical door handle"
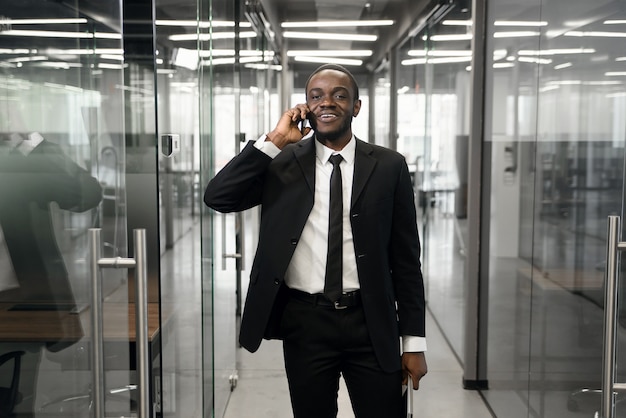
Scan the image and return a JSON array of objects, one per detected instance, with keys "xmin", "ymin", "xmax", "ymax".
[
  {"xmin": 222, "ymin": 213, "xmax": 244, "ymax": 269},
  {"xmin": 89, "ymin": 228, "xmax": 150, "ymax": 418},
  {"xmin": 601, "ymin": 216, "xmax": 626, "ymax": 418}
]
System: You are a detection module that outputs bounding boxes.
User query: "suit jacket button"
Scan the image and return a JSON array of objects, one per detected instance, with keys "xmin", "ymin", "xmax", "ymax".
[
  {"xmin": 274, "ymin": 278, "xmax": 280, "ymax": 285},
  {"xmin": 291, "ymin": 239, "xmax": 298, "ymax": 245}
]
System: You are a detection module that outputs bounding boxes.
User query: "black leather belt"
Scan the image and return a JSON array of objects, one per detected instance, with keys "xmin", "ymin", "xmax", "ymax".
[{"xmin": 288, "ymin": 288, "xmax": 361, "ymax": 310}]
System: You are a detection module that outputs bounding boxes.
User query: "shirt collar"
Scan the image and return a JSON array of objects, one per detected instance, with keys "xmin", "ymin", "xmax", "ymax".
[{"xmin": 315, "ymin": 135, "xmax": 356, "ymax": 165}]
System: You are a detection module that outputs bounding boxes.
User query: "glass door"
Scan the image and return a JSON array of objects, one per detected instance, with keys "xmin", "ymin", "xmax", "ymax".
[
  {"xmin": 0, "ymin": 1, "xmax": 133, "ymax": 416},
  {"xmin": 479, "ymin": 0, "xmax": 626, "ymax": 416}
]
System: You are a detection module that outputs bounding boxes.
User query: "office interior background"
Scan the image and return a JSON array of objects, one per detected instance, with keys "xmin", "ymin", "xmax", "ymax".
[{"xmin": 1, "ymin": 0, "xmax": 626, "ymax": 416}]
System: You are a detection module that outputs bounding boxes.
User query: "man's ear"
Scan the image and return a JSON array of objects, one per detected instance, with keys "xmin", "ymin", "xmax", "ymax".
[{"xmin": 352, "ymin": 99, "xmax": 362, "ymax": 117}]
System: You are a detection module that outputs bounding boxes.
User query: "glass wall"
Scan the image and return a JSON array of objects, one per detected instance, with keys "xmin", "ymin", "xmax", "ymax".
[
  {"xmin": 0, "ymin": 1, "xmax": 131, "ymax": 415},
  {"xmin": 481, "ymin": 0, "xmax": 626, "ymax": 416},
  {"xmin": 395, "ymin": 2, "xmax": 473, "ymax": 361}
]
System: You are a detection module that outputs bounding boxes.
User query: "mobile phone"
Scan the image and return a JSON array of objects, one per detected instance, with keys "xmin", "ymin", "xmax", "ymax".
[{"xmin": 299, "ymin": 117, "xmax": 310, "ymax": 135}]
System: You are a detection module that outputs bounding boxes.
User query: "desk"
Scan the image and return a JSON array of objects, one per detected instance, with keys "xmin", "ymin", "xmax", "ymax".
[
  {"xmin": 0, "ymin": 301, "xmax": 171, "ymax": 415},
  {"xmin": 0, "ymin": 302, "xmax": 164, "ymax": 345}
]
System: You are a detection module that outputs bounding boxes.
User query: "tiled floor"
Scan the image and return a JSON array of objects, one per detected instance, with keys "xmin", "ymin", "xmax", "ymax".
[{"xmin": 223, "ymin": 309, "xmax": 494, "ymax": 418}]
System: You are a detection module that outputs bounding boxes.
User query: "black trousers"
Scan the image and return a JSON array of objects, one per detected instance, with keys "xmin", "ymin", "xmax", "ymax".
[{"xmin": 280, "ymin": 294, "xmax": 403, "ymax": 418}]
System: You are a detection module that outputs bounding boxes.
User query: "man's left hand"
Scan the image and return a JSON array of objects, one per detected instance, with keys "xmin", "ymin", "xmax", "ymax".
[{"xmin": 402, "ymin": 352, "xmax": 427, "ymax": 390}]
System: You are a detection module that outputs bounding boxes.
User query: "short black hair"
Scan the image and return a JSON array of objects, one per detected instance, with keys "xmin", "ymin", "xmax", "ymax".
[{"xmin": 304, "ymin": 64, "xmax": 360, "ymax": 102}]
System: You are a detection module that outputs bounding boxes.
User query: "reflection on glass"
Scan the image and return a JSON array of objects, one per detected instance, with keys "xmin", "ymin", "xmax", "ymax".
[
  {"xmin": 0, "ymin": 1, "xmax": 128, "ymax": 415},
  {"xmin": 483, "ymin": 0, "xmax": 626, "ymax": 416},
  {"xmin": 396, "ymin": 3, "xmax": 472, "ymax": 363}
]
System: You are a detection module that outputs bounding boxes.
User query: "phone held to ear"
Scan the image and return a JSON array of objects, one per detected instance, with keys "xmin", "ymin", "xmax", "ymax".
[{"xmin": 299, "ymin": 117, "xmax": 311, "ymax": 136}]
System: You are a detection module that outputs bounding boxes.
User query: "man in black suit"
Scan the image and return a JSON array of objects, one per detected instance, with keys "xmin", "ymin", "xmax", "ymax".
[{"xmin": 205, "ymin": 64, "xmax": 427, "ymax": 417}]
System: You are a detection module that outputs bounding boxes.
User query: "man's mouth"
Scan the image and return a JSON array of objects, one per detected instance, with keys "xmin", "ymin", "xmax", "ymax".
[{"xmin": 317, "ymin": 113, "xmax": 338, "ymax": 121}]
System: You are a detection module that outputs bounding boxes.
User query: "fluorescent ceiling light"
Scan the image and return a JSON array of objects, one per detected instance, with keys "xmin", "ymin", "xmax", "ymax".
[
  {"xmin": 281, "ymin": 20, "xmax": 393, "ymax": 28},
  {"xmin": 45, "ymin": 48, "xmax": 124, "ymax": 56},
  {"xmin": 442, "ymin": 20, "xmax": 472, "ymax": 26},
  {"xmin": 0, "ymin": 29, "xmax": 93, "ymax": 38},
  {"xmin": 518, "ymin": 48, "xmax": 595, "ymax": 56},
  {"xmin": 493, "ymin": 62, "xmax": 515, "ymax": 68},
  {"xmin": 294, "ymin": 56, "xmax": 363, "ymax": 66},
  {"xmin": 539, "ymin": 85, "xmax": 560, "ymax": 93},
  {"xmin": 494, "ymin": 31, "xmax": 540, "ymax": 38},
  {"xmin": 98, "ymin": 63, "xmax": 126, "ymax": 70},
  {"xmin": 397, "ymin": 86, "xmax": 410, "ymax": 94},
  {"xmin": 6, "ymin": 56, "xmax": 47, "ymax": 63},
  {"xmin": 283, "ymin": 31, "xmax": 377, "ymax": 41},
  {"xmin": 565, "ymin": 31, "xmax": 626, "ymax": 37},
  {"xmin": 244, "ymin": 63, "xmax": 282, "ymax": 71},
  {"xmin": 0, "ymin": 48, "xmax": 33, "ymax": 54},
  {"xmin": 518, "ymin": 56, "xmax": 552, "ymax": 64},
  {"xmin": 4, "ymin": 18, "xmax": 87, "ymax": 25},
  {"xmin": 401, "ymin": 58, "xmax": 426, "ymax": 65},
  {"xmin": 0, "ymin": 30, "xmax": 120, "ymax": 39},
  {"xmin": 604, "ymin": 20, "xmax": 626, "ymax": 25},
  {"xmin": 155, "ymin": 20, "xmax": 251, "ymax": 28},
  {"xmin": 494, "ymin": 21, "xmax": 548, "ymax": 27},
  {"xmin": 606, "ymin": 71, "xmax": 626, "ymax": 76},
  {"xmin": 554, "ymin": 62, "xmax": 572, "ymax": 69},
  {"xmin": 428, "ymin": 34, "xmax": 472, "ymax": 41},
  {"xmin": 408, "ymin": 50, "xmax": 471, "ymax": 57},
  {"xmin": 400, "ymin": 56, "xmax": 472, "ymax": 65},
  {"xmin": 202, "ymin": 58, "xmax": 236, "ymax": 66},
  {"xmin": 607, "ymin": 92, "xmax": 626, "ymax": 98},
  {"xmin": 287, "ymin": 50, "xmax": 372, "ymax": 57},
  {"xmin": 38, "ymin": 62, "xmax": 81, "ymax": 69},
  {"xmin": 169, "ymin": 31, "xmax": 257, "ymax": 41}
]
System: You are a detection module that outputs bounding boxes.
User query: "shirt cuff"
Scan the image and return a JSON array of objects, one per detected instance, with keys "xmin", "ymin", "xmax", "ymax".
[
  {"xmin": 402, "ymin": 336, "xmax": 427, "ymax": 353},
  {"xmin": 253, "ymin": 134, "xmax": 281, "ymax": 159},
  {"xmin": 17, "ymin": 132, "xmax": 44, "ymax": 156}
]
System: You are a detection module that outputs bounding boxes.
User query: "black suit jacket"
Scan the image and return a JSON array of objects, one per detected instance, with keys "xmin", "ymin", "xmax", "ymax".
[{"xmin": 204, "ymin": 137, "xmax": 425, "ymax": 372}]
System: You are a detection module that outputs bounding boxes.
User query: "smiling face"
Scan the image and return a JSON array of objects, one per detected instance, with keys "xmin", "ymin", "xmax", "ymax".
[{"xmin": 305, "ymin": 69, "xmax": 361, "ymax": 149}]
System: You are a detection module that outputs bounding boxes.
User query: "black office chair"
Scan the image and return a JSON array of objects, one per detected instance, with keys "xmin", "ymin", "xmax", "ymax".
[{"xmin": 0, "ymin": 351, "xmax": 25, "ymax": 418}]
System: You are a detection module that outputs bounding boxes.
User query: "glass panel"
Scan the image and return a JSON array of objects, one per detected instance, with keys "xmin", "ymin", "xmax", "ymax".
[
  {"xmin": 204, "ymin": 1, "xmax": 238, "ymax": 417},
  {"xmin": 396, "ymin": 2, "xmax": 472, "ymax": 362},
  {"xmin": 0, "ymin": 0, "xmax": 129, "ymax": 416},
  {"xmin": 154, "ymin": 0, "xmax": 205, "ymax": 415},
  {"xmin": 373, "ymin": 65, "xmax": 391, "ymax": 148},
  {"xmin": 482, "ymin": 0, "xmax": 626, "ymax": 416}
]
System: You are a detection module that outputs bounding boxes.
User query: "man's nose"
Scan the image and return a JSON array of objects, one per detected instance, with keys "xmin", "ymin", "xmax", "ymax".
[{"xmin": 320, "ymin": 96, "xmax": 336, "ymax": 106}]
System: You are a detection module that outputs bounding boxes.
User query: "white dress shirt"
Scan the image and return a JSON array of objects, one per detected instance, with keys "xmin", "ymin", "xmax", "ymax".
[{"xmin": 254, "ymin": 135, "xmax": 427, "ymax": 352}]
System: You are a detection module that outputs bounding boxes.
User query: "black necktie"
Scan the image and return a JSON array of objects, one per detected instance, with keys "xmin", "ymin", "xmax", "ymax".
[{"xmin": 324, "ymin": 154, "xmax": 344, "ymax": 303}]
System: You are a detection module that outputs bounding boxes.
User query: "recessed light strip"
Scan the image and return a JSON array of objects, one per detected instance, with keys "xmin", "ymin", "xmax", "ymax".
[
  {"xmin": 283, "ymin": 31, "xmax": 377, "ymax": 41},
  {"xmin": 281, "ymin": 20, "xmax": 393, "ymax": 28}
]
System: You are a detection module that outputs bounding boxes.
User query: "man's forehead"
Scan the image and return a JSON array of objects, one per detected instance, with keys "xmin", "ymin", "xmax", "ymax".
[{"xmin": 307, "ymin": 70, "xmax": 354, "ymax": 92}]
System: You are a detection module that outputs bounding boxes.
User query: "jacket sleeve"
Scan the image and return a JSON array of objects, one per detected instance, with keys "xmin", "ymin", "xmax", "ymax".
[
  {"xmin": 204, "ymin": 141, "xmax": 273, "ymax": 213},
  {"xmin": 3, "ymin": 140, "xmax": 102, "ymax": 213},
  {"xmin": 390, "ymin": 157, "xmax": 426, "ymax": 339}
]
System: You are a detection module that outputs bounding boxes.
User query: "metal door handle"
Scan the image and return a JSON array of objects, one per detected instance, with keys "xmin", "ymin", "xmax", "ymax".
[
  {"xmin": 221, "ymin": 212, "xmax": 245, "ymax": 270},
  {"xmin": 601, "ymin": 216, "xmax": 626, "ymax": 418},
  {"xmin": 89, "ymin": 228, "xmax": 150, "ymax": 418}
]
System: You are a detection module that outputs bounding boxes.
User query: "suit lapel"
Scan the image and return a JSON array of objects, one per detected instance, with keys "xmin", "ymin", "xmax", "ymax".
[
  {"xmin": 292, "ymin": 136, "xmax": 316, "ymax": 194},
  {"xmin": 352, "ymin": 139, "xmax": 376, "ymax": 208}
]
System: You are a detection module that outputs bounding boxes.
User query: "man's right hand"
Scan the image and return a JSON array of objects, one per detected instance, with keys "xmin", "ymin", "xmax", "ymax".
[{"xmin": 266, "ymin": 104, "xmax": 312, "ymax": 149}]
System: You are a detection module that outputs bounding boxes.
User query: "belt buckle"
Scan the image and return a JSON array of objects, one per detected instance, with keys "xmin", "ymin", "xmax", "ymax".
[{"xmin": 334, "ymin": 300, "xmax": 348, "ymax": 310}]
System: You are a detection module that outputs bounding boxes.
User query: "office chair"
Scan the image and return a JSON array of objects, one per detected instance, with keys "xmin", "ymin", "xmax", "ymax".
[{"xmin": 0, "ymin": 350, "xmax": 25, "ymax": 418}]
